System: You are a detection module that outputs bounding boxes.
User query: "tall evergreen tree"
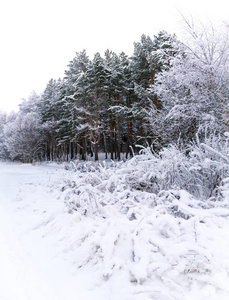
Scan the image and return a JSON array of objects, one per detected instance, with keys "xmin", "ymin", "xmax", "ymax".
[
  {"xmin": 83, "ymin": 52, "xmax": 110, "ymax": 160},
  {"xmin": 131, "ymin": 32, "xmax": 178, "ymax": 149},
  {"xmin": 39, "ymin": 78, "xmax": 63, "ymax": 160},
  {"xmin": 59, "ymin": 50, "xmax": 90, "ymax": 160}
]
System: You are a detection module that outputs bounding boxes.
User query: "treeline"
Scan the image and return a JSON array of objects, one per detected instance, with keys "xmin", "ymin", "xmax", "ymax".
[
  {"xmin": 39, "ymin": 31, "xmax": 176, "ymax": 161},
  {"xmin": 1, "ymin": 19, "xmax": 229, "ymax": 162}
]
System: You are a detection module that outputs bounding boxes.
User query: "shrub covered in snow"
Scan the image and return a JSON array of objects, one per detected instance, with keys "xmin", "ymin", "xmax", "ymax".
[
  {"xmin": 42, "ymin": 151, "xmax": 229, "ymax": 299},
  {"xmin": 62, "ymin": 134, "xmax": 229, "ymax": 206},
  {"xmin": 9, "ymin": 138, "xmax": 229, "ymax": 299}
]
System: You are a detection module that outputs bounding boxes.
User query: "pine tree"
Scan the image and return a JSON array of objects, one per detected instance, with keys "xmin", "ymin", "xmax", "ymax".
[
  {"xmin": 84, "ymin": 52, "xmax": 110, "ymax": 161},
  {"xmin": 58, "ymin": 50, "xmax": 90, "ymax": 160},
  {"xmin": 130, "ymin": 32, "xmax": 178, "ymax": 149},
  {"xmin": 105, "ymin": 50, "xmax": 128, "ymax": 160},
  {"xmin": 131, "ymin": 34, "xmax": 159, "ymax": 147},
  {"xmin": 39, "ymin": 78, "xmax": 63, "ymax": 160}
]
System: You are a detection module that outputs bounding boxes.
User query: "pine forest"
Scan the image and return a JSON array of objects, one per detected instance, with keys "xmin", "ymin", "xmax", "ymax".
[{"xmin": 1, "ymin": 20, "xmax": 229, "ymax": 164}]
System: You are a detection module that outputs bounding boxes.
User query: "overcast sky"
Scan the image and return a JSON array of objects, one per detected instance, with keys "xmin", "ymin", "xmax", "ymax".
[{"xmin": 0, "ymin": 0, "xmax": 228, "ymax": 113}]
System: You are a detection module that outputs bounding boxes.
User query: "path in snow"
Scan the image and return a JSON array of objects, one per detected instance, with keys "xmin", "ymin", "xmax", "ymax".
[{"xmin": 0, "ymin": 162, "xmax": 94, "ymax": 300}]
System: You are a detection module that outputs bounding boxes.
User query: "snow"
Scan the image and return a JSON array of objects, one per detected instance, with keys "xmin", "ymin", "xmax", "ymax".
[{"xmin": 0, "ymin": 160, "xmax": 229, "ymax": 299}]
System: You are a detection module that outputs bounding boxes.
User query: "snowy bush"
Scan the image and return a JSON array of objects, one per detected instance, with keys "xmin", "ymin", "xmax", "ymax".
[
  {"xmin": 134, "ymin": 134, "xmax": 229, "ymax": 200},
  {"xmin": 187, "ymin": 134, "xmax": 229, "ymax": 199},
  {"xmin": 42, "ymin": 172, "xmax": 229, "ymax": 299},
  {"xmin": 38, "ymin": 134, "xmax": 229, "ymax": 299},
  {"xmin": 56, "ymin": 134, "xmax": 229, "ymax": 219}
]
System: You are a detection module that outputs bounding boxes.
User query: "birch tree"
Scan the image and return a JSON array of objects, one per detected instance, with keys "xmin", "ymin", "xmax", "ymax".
[{"xmin": 4, "ymin": 112, "xmax": 44, "ymax": 162}]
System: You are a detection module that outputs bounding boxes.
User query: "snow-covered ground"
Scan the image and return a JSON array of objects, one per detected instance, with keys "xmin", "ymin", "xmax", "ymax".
[{"xmin": 0, "ymin": 160, "xmax": 229, "ymax": 300}]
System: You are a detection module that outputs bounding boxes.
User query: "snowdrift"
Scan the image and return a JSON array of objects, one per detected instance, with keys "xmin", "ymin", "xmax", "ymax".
[
  {"xmin": 21, "ymin": 151, "xmax": 229, "ymax": 299},
  {"xmin": 3, "ymin": 141, "xmax": 229, "ymax": 299}
]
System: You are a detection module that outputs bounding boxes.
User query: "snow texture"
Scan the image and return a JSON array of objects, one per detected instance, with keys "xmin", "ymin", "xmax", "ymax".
[{"xmin": 0, "ymin": 159, "xmax": 229, "ymax": 300}]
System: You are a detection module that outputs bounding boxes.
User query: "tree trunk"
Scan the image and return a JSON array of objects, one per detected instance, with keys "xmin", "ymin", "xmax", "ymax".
[
  {"xmin": 117, "ymin": 116, "xmax": 121, "ymax": 160},
  {"xmin": 94, "ymin": 90, "xmax": 100, "ymax": 161},
  {"xmin": 139, "ymin": 118, "xmax": 144, "ymax": 145},
  {"xmin": 114, "ymin": 126, "xmax": 117, "ymax": 159},
  {"xmin": 81, "ymin": 134, "xmax": 86, "ymax": 160},
  {"xmin": 126, "ymin": 95, "xmax": 134, "ymax": 159},
  {"xmin": 109, "ymin": 110, "xmax": 114, "ymax": 160},
  {"xmin": 117, "ymin": 95, "xmax": 121, "ymax": 160},
  {"xmin": 103, "ymin": 131, "xmax": 108, "ymax": 159},
  {"xmin": 126, "ymin": 119, "xmax": 130, "ymax": 159},
  {"xmin": 151, "ymin": 72, "xmax": 158, "ymax": 109},
  {"xmin": 129, "ymin": 118, "xmax": 133, "ymax": 156},
  {"xmin": 51, "ymin": 132, "xmax": 54, "ymax": 161},
  {"xmin": 219, "ymin": 88, "xmax": 229, "ymax": 132}
]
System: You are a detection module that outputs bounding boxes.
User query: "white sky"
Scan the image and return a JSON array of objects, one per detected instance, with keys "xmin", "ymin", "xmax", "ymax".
[{"xmin": 0, "ymin": 0, "xmax": 228, "ymax": 113}]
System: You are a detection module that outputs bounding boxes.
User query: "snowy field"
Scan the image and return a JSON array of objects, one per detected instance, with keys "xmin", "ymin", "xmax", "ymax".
[{"xmin": 1, "ymin": 160, "xmax": 229, "ymax": 300}]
